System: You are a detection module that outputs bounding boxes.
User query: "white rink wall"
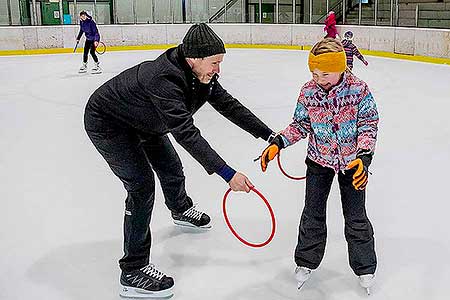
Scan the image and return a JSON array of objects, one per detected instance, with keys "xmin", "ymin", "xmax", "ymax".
[{"xmin": 0, "ymin": 24, "xmax": 449, "ymax": 58}]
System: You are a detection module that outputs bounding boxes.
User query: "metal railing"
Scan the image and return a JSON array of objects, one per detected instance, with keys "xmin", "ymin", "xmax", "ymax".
[
  {"xmin": 316, "ymin": 0, "xmax": 361, "ymax": 25},
  {"xmin": 209, "ymin": 0, "xmax": 240, "ymax": 23}
]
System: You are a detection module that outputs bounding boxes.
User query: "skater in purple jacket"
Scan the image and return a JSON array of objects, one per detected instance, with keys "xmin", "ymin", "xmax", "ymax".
[{"xmin": 76, "ymin": 11, "xmax": 102, "ymax": 74}]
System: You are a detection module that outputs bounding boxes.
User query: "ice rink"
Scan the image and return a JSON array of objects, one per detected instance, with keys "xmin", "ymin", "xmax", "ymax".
[{"xmin": 1, "ymin": 48, "xmax": 450, "ymax": 300}]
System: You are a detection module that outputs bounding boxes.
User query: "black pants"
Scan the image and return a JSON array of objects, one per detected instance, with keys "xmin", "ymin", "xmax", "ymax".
[
  {"xmin": 83, "ymin": 40, "xmax": 98, "ymax": 64},
  {"xmin": 84, "ymin": 110, "xmax": 192, "ymax": 272},
  {"xmin": 294, "ymin": 158, "xmax": 377, "ymax": 276}
]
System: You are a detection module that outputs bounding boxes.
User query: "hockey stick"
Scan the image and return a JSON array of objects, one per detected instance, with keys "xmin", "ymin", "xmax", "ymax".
[
  {"xmin": 73, "ymin": 40, "xmax": 79, "ymax": 53},
  {"xmin": 222, "ymin": 186, "xmax": 276, "ymax": 248}
]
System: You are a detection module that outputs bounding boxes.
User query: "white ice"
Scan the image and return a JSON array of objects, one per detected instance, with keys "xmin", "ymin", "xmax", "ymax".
[{"xmin": 1, "ymin": 48, "xmax": 450, "ymax": 300}]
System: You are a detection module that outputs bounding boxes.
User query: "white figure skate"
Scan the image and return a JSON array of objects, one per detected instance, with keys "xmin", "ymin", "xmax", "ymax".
[
  {"xmin": 78, "ymin": 62, "xmax": 87, "ymax": 73},
  {"xmin": 359, "ymin": 274, "xmax": 375, "ymax": 295},
  {"xmin": 91, "ymin": 62, "xmax": 102, "ymax": 74},
  {"xmin": 295, "ymin": 266, "xmax": 312, "ymax": 290}
]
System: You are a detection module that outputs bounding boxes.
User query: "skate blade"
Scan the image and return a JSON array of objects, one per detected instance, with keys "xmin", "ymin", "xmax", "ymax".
[
  {"xmin": 119, "ymin": 285, "xmax": 173, "ymax": 298},
  {"xmin": 297, "ymin": 281, "xmax": 306, "ymax": 290},
  {"xmin": 78, "ymin": 70, "xmax": 87, "ymax": 74},
  {"xmin": 91, "ymin": 70, "xmax": 102, "ymax": 74},
  {"xmin": 173, "ymin": 220, "xmax": 212, "ymax": 231},
  {"xmin": 366, "ymin": 287, "xmax": 371, "ymax": 295}
]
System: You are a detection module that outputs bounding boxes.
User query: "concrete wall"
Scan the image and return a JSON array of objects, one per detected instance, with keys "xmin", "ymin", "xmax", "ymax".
[{"xmin": 0, "ymin": 24, "xmax": 449, "ymax": 58}]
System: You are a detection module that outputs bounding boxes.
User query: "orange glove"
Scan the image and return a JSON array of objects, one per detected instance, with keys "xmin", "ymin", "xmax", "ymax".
[
  {"xmin": 260, "ymin": 135, "xmax": 285, "ymax": 172},
  {"xmin": 261, "ymin": 144, "xmax": 279, "ymax": 172},
  {"xmin": 346, "ymin": 150, "xmax": 372, "ymax": 190}
]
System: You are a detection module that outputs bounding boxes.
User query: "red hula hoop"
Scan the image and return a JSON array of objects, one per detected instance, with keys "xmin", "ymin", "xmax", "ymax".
[
  {"xmin": 222, "ymin": 186, "xmax": 276, "ymax": 248},
  {"xmin": 277, "ymin": 153, "xmax": 306, "ymax": 181}
]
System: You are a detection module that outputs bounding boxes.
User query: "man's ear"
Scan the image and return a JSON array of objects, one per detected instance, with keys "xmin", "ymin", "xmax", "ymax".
[{"xmin": 186, "ymin": 58, "xmax": 194, "ymax": 68}]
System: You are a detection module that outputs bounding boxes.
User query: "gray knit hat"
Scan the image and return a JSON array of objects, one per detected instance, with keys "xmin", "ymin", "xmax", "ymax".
[{"xmin": 182, "ymin": 23, "xmax": 226, "ymax": 58}]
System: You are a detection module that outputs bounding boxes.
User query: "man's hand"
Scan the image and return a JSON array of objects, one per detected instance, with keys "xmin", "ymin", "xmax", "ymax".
[
  {"xmin": 363, "ymin": 60, "xmax": 369, "ymax": 66},
  {"xmin": 94, "ymin": 41, "xmax": 99, "ymax": 48},
  {"xmin": 229, "ymin": 172, "xmax": 254, "ymax": 193}
]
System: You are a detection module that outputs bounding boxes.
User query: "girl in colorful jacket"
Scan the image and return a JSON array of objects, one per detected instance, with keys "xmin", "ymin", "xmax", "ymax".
[
  {"xmin": 260, "ymin": 38, "xmax": 379, "ymax": 294},
  {"xmin": 76, "ymin": 11, "xmax": 101, "ymax": 74}
]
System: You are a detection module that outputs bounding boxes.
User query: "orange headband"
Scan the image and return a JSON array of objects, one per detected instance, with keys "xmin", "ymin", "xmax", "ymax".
[{"xmin": 308, "ymin": 51, "xmax": 347, "ymax": 73}]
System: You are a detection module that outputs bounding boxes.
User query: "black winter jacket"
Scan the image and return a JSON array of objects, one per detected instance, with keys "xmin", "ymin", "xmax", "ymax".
[{"xmin": 85, "ymin": 45, "xmax": 272, "ymax": 174}]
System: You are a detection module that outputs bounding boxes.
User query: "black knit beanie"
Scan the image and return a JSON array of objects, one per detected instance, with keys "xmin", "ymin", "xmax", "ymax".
[{"xmin": 182, "ymin": 23, "xmax": 226, "ymax": 58}]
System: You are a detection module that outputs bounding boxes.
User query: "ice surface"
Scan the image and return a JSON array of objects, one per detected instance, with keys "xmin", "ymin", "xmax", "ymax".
[{"xmin": 1, "ymin": 48, "xmax": 449, "ymax": 300}]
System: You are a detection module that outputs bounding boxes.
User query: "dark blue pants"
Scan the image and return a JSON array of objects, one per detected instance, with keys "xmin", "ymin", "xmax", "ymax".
[
  {"xmin": 294, "ymin": 158, "xmax": 377, "ymax": 276},
  {"xmin": 83, "ymin": 40, "xmax": 98, "ymax": 63},
  {"xmin": 84, "ymin": 110, "xmax": 192, "ymax": 272}
]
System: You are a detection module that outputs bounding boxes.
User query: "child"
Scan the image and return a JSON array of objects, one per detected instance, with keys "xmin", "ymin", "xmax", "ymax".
[
  {"xmin": 324, "ymin": 11, "xmax": 340, "ymax": 39},
  {"xmin": 76, "ymin": 11, "xmax": 102, "ymax": 74},
  {"xmin": 342, "ymin": 31, "xmax": 368, "ymax": 70},
  {"xmin": 260, "ymin": 38, "xmax": 379, "ymax": 294}
]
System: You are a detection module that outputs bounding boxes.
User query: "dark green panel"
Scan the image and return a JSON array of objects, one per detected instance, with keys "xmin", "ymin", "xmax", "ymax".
[
  {"xmin": 261, "ymin": 3, "xmax": 274, "ymax": 23},
  {"xmin": 41, "ymin": 2, "xmax": 61, "ymax": 25},
  {"xmin": 63, "ymin": 1, "xmax": 69, "ymax": 14},
  {"xmin": 19, "ymin": 0, "xmax": 31, "ymax": 25},
  {"xmin": 254, "ymin": 3, "xmax": 274, "ymax": 23}
]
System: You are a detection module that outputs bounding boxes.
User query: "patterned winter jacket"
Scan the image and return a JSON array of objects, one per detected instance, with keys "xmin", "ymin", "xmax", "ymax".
[{"xmin": 280, "ymin": 72, "xmax": 379, "ymax": 172}]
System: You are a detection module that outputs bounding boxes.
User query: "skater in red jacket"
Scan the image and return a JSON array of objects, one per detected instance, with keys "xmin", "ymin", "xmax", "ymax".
[{"xmin": 324, "ymin": 11, "xmax": 340, "ymax": 39}]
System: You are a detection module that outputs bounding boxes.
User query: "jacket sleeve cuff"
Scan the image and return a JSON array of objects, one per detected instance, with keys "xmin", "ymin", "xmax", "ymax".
[
  {"xmin": 261, "ymin": 128, "xmax": 275, "ymax": 141},
  {"xmin": 216, "ymin": 164, "xmax": 236, "ymax": 183}
]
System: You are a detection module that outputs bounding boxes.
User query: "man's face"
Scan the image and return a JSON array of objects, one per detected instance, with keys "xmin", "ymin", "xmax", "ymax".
[
  {"xmin": 311, "ymin": 68, "xmax": 342, "ymax": 91},
  {"xmin": 190, "ymin": 54, "xmax": 224, "ymax": 84},
  {"xmin": 80, "ymin": 14, "xmax": 87, "ymax": 21}
]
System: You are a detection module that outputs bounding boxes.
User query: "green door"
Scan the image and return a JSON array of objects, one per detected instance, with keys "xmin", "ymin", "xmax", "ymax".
[
  {"xmin": 41, "ymin": 1, "xmax": 69, "ymax": 25},
  {"xmin": 261, "ymin": 4, "xmax": 274, "ymax": 23},
  {"xmin": 41, "ymin": 1, "xmax": 60, "ymax": 25},
  {"xmin": 254, "ymin": 3, "xmax": 275, "ymax": 23}
]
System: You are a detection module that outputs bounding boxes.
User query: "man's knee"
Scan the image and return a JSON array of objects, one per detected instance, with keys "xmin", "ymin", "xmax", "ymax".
[{"xmin": 123, "ymin": 175, "xmax": 154, "ymax": 195}]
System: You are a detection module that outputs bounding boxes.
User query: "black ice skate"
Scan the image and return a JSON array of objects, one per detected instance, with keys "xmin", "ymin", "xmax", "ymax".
[
  {"xmin": 120, "ymin": 264, "xmax": 174, "ymax": 298},
  {"xmin": 172, "ymin": 205, "xmax": 211, "ymax": 230}
]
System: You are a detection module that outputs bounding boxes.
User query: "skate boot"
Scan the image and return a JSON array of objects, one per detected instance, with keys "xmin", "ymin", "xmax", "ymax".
[
  {"xmin": 78, "ymin": 62, "xmax": 87, "ymax": 73},
  {"xmin": 172, "ymin": 204, "xmax": 211, "ymax": 230},
  {"xmin": 359, "ymin": 274, "xmax": 375, "ymax": 295},
  {"xmin": 91, "ymin": 62, "xmax": 102, "ymax": 74},
  {"xmin": 120, "ymin": 264, "xmax": 174, "ymax": 298},
  {"xmin": 295, "ymin": 266, "xmax": 312, "ymax": 290}
]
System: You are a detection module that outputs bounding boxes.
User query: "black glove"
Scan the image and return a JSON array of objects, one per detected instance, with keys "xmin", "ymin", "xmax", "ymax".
[{"xmin": 267, "ymin": 131, "xmax": 276, "ymax": 143}]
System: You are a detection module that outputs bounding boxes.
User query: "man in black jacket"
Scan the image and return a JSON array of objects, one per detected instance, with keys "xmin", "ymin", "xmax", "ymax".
[{"xmin": 84, "ymin": 23, "xmax": 274, "ymax": 298}]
